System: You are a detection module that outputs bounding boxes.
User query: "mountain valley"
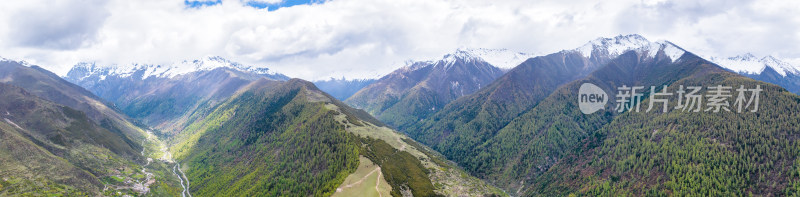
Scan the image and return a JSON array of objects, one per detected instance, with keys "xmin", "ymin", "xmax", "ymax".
[{"xmin": 4, "ymin": 34, "xmax": 800, "ymax": 196}]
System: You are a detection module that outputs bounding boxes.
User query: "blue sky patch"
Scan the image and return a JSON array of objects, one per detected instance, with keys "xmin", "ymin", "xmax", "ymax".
[
  {"xmin": 185, "ymin": 0, "xmax": 325, "ymax": 11},
  {"xmin": 247, "ymin": 0, "xmax": 325, "ymax": 11},
  {"xmin": 184, "ymin": 0, "xmax": 222, "ymax": 8}
]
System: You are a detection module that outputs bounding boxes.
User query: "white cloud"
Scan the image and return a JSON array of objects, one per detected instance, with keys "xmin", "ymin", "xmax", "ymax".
[
  {"xmin": 0, "ymin": 0, "xmax": 798, "ymax": 80},
  {"xmin": 6, "ymin": 0, "xmax": 110, "ymax": 50}
]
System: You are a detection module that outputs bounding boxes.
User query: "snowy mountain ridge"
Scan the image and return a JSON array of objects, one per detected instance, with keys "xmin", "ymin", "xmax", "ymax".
[
  {"xmin": 69, "ymin": 56, "xmax": 287, "ymax": 81},
  {"xmin": 399, "ymin": 48, "xmax": 539, "ymax": 72},
  {"xmin": 573, "ymin": 34, "xmax": 685, "ymax": 63},
  {"xmin": 397, "ymin": 34, "xmax": 688, "ymax": 74},
  {"xmin": 445, "ymin": 48, "xmax": 540, "ymax": 68},
  {"xmin": 0, "ymin": 56, "xmax": 34, "ymax": 67},
  {"xmin": 709, "ymin": 53, "xmax": 800, "ymax": 76}
]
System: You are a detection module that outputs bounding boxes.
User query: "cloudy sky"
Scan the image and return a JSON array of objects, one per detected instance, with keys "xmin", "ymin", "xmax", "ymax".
[{"xmin": 0, "ymin": 0, "xmax": 798, "ymax": 80}]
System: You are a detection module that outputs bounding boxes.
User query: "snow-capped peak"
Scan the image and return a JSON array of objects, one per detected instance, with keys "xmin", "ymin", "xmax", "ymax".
[
  {"xmin": 399, "ymin": 48, "xmax": 538, "ymax": 72},
  {"xmin": 659, "ymin": 41, "xmax": 686, "ymax": 63},
  {"xmin": 573, "ymin": 34, "xmax": 685, "ymax": 62},
  {"xmin": 759, "ymin": 55, "xmax": 799, "ymax": 76},
  {"xmin": 451, "ymin": 48, "xmax": 539, "ymax": 68},
  {"xmin": 438, "ymin": 48, "xmax": 488, "ymax": 68},
  {"xmin": 709, "ymin": 54, "xmax": 800, "ymax": 76},
  {"xmin": 729, "ymin": 53, "xmax": 758, "ymax": 61},
  {"xmin": 69, "ymin": 56, "xmax": 283, "ymax": 80},
  {"xmin": 576, "ymin": 34, "xmax": 651, "ymax": 57},
  {"xmin": 0, "ymin": 56, "xmax": 34, "ymax": 67}
]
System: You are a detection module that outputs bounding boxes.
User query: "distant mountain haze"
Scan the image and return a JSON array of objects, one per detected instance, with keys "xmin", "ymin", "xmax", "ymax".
[{"xmin": 313, "ymin": 78, "xmax": 376, "ymax": 100}]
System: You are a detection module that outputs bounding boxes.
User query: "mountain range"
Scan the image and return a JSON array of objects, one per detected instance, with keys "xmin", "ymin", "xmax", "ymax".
[
  {"xmin": 168, "ymin": 78, "xmax": 503, "ymax": 196},
  {"xmin": 345, "ymin": 48, "xmax": 535, "ymax": 131},
  {"xmin": 387, "ymin": 34, "xmax": 800, "ymax": 196},
  {"xmin": 64, "ymin": 56, "xmax": 289, "ymax": 136},
  {"xmin": 402, "ymin": 34, "xmax": 688, "ymax": 193},
  {"xmin": 4, "ymin": 33, "xmax": 800, "ymax": 196},
  {"xmin": 709, "ymin": 53, "xmax": 800, "ymax": 94},
  {"xmin": 63, "ymin": 57, "xmax": 505, "ymax": 196},
  {"xmin": 525, "ymin": 46, "xmax": 800, "ymax": 196}
]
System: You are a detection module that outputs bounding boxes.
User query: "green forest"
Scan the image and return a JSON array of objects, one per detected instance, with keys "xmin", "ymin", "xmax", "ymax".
[{"xmin": 171, "ymin": 81, "xmax": 360, "ymax": 196}]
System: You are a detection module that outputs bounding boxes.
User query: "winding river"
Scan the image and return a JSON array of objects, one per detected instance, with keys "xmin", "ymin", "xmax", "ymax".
[
  {"xmin": 172, "ymin": 163, "xmax": 192, "ymax": 197},
  {"xmin": 144, "ymin": 130, "xmax": 192, "ymax": 197}
]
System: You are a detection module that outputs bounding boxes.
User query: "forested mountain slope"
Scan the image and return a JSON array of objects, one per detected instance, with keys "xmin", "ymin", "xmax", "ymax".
[
  {"xmin": 346, "ymin": 49, "xmax": 507, "ymax": 131},
  {"xmin": 403, "ymin": 36, "xmax": 744, "ymax": 195},
  {"xmin": 168, "ymin": 78, "xmax": 506, "ymax": 196},
  {"xmin": 526, "ymin": 52, "xmax": 800, "ymax": 196}
]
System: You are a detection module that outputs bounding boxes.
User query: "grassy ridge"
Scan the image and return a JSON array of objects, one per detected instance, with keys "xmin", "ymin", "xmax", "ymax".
[
  {"xmin": 358, "ymin": 136, "xmax": 439, "ymax": 197},
  {"xmin": 331, "ymin": 156, "xmax": 392, "ymax": 197}
]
